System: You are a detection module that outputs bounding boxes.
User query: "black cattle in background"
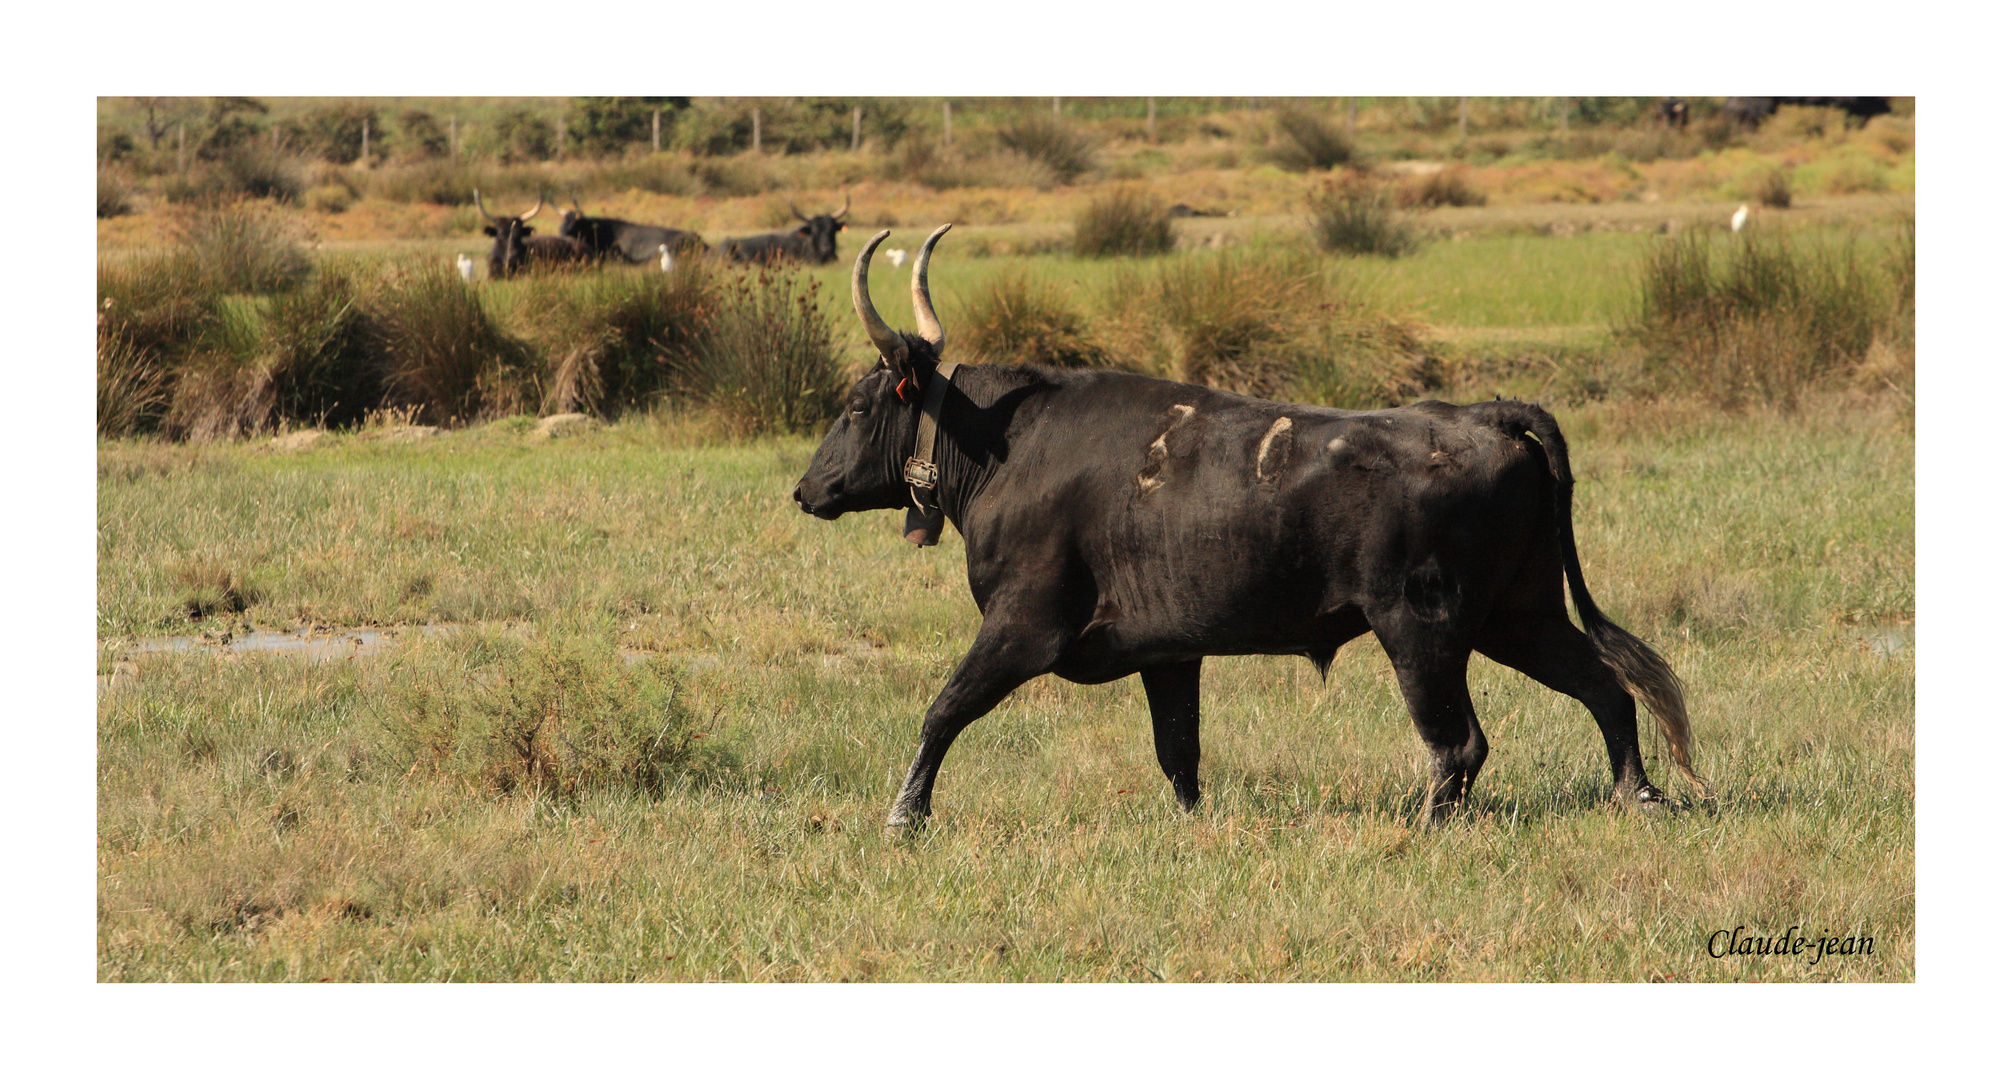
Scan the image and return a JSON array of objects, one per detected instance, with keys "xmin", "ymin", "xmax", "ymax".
[
  {"xmin": 719, "ymin": 196, "xmax": 850, "ymax": 264},
  {"xmin": 793, "ymin": 225, "xmax": 1706, "ymax": 829},
  {"xmin": 474, "ymin": 190, "xmax": 591, "ymax": 279},
  {"xmin": 1659, "ymin": 98, "xmax": 1690, "ymax": 129},
  {"xmin": 1722, "ymin": 96, "xmax": 1892, "ymax": 127},
  {"xmin": 558, "ymin": 193, "xmax": 710, "ymax": 263}
]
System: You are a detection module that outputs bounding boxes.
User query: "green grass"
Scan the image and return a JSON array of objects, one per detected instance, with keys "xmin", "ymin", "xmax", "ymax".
[{"xmin": 97, "ymin": 394, "xmax": 1913, "ymax": 981}]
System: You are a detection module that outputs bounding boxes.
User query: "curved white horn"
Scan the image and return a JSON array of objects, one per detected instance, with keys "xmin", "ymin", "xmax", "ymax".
[{"xmin": 910, "ymin": 224, "xmax": 953, "ymax": 353}]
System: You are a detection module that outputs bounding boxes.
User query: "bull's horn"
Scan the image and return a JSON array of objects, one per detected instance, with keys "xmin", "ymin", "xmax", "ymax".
[
  {"xmin": 911, "ymin": 223, "xmax": 953, "ymax": 353},
  {"xmin": 790, "ymin": 200, "xmax": 811, "ymax": 223},
  {"xmin": 522, "ymin": 191, "xmax": 545, "ymax": 220},
  {"xmin": 831, "ymin": 192, "xmax": 851, "ymax": 222},
  {"xmin": 473, "ymin": 188, "xmax": 499, "ymax": 224},
  {"xmin": 568, "ymin": 187, "xmax": 584, "ymax": 213},
  {"xmin": 852, "ymin": 230, "xmax": 907, "ymax": 363}
]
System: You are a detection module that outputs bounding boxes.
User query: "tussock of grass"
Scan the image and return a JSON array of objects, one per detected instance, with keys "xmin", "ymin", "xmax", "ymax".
[
  {"xmin": 1309, "ymin": 179, "xmax": 1418, "ymax": 258},
  {"xmin": 995, "ymin": 116, "xmax": 1099, "ymax": 185},
  {"xmin": 662, "ymin": 265, "xmax": 842, "ymax": 434},
  {"xmin": 1266, "ymin": 109, "xmax": 1358, "ymax": 172},
  {"xmin": 1395, "ymin": 167, "xmax": 1486, "ymax": 209},
  {"xmin": 385, "ymin": 629, "xmax": 696, "ymax": 798},
  {"xmin": 1073, "ymin": 187, "xmax": 1174, "ymax": 258},
  {"xmin": 374, "ymin": 261, "xmax": 537, "ymax": 424},
  {"xmin": 1102, "ymin": 243, "xmax": 1429, "ymax": 403},
  {"xmin": 97, "ymin": 329, "xmax": 169, "ymax": 439},
  {"xmin": 1624, "ymin": 227, "xmax": 1904, "ymax": 407},
  {"xmin": 952, "ymin": 268, "xmax": 1109, "ymax": 369},
  {"xmin": 173, "ymin": 200, "xmax": 312, "ymax": 295}
]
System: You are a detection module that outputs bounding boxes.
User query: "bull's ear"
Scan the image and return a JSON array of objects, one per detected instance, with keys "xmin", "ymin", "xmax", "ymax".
[
  {"xmin": 483, "ymin": 226, "xmax": 498, "ymax": 237},
  {"xmin": 523, "ymin": 225, "xmax": 536, "ymax": 235}
]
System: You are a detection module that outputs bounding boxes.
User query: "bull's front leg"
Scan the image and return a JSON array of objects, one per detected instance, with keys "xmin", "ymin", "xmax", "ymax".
[
  {"xmin": 886, "ymin": 605, "xmax": 1073, "ymax": 828},
  {"xmin": 1139, "ymin": 659, "xmax": 1204, "ymax": 811}
]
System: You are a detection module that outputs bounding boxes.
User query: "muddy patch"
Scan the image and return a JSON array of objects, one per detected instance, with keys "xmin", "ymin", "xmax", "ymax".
[{"xmin": 1848, "ymin": 622, "xmax": 1913, "ymax": 656}]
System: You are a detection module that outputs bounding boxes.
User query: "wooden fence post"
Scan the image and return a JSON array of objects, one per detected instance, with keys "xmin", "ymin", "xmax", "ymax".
[
  {"xmin": 943, "ymin": 101, "xmax": 952, "ymax": 148},
  {"xmin": 1054, "ymin": 97, "xmax": 1061, "ymax": 117},
  {"xmin": 450, "ymin": 116, "xmax": 458, "ymax": 160},
  {"xmin": 556, "ymin": 116, "xmax": 566, "ymax": 160},
  {"xmin": 1146, "ymin": 97, "xmax": 1156, "ymax": 142},
  {"xmin": 360, "ymin": 117, "xmax": 370, "ymax": 167},
  {"xmin": 177, "ymin": 122, "xmax": 185, "ymax": 173},
  {"xmin": 752, "ymin": 107, "xmax": 761, "ymax": 153},
  {"xmin": 852, "ymin": 105, "xmax": 861, "ymax": 152},
  {"xmin": 1346, "ymin": 98, "xmax": 1357, "ymax": 137},
  {"xmin": 1459, "ymin": 97, "xmax": 1468, "ymax": 138},
  {"xmin": 1560, "ymin": 97, "xmax": 1569, "ymax": 133},
  {"xmin": 652, "ymin": 108, "xmax": 660, "ymax": 153}
]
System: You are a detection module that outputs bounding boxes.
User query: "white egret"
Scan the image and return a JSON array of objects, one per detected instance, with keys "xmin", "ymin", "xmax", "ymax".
[
  {"xmin": 1731, "ymin": 204, "xmax": 1750, "ymax": 233},
  {"xmin": 455, "ymin": 253, "xmax": 475, "ymax": 282},
  {"xmin": 887, "ymin": 248, "xmax": 908, "ymax": 268},
  {"xmin": 659, "ymin": 243, "xmax": 674, "ymax": 273}
]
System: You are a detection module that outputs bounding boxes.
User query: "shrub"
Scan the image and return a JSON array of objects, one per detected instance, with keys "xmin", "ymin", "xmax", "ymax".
[
  {"xmin": 1266, "ymin": 109, "xmax": 1357, "ymax": 171},
  {"xmin": 373, "ymin": 262, "xmax": 535, "ymax": 424},
  {"xmin": 172, "ymin": 200, "xmax": 312, "ymax": 294},
  {"xmin": 395, "ymin": 109, "xmax": 451, "ymax": 160},
  {"xmin": 283, "ymin": 102, "xmax": 380, "ymax": 164},
  {"xmin": 97, "ymin": 329, "xmax": 169, "ymax": 438},
  {"xmin": 518, "ymin": 261, "xmax": 719, "ymax": 416},
  {"xmin": 954, "ymin": 269, "xmax": 1109, "ymax": 368},
  {"xmin": 664, "ymin": 266, "xmax": 841, "ymax": 434},
  {"xmin": 492, "ymin": 107, "xmax": 556, "ymax": 163},
  {"xmin": 98, "ymin": 167, "xmax": 134, "ymax": 218},
  {"xmin": 98, "ymin": 254, "xmax": 226, "ymax": 366},
  {"xmin": 161, "ymin": 352, "xmax": 278, "ymax": 443},
  {"xmin": 259, "ymin": 262, "xmax": 382, "ymax": 428},
  {"xmin": 1101, "ymin": 244, "xmax": 1428, "ymax": 402},
  {"xmin": 568, "ymin": 97, "xmax": 690, "ymax": 155},
  {"xmin": 1309, "ymin": 180, "xmax": 1418, "ymax": 257},
  {"xmin": 1755, "ymin": 166, "xmax": 1793, "ymax": 209},
  {"xmin": 1395, "ymin": 167, "xmax": 1486, "ymax": 209},
  {"xmin": 1073, "ymin": 187, "xmax": 1174, "ymax": 258},
  {"xmin": 996, "ymin": 116, "xmax": 1099, "ymax": 185},
  {"xmin": 383, "ymin": 630, "xmax": 695, "ymax": 798},
  {"xmin": 303, "ymin": 184, "xmax": 353, "ymax": 213},
  {"xmin": 1625, "ymin": 228, "xmax": 1892, "ymax": 407}
]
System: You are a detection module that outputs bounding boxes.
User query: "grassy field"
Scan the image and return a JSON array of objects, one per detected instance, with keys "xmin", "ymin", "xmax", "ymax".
[
  {"xmin": 96, "ymin": 109, "xmax": 1915, "ymax": 980},
  {"xmin": 96, "ymin": 387, "xmax": 1914, "ymax": 981}
]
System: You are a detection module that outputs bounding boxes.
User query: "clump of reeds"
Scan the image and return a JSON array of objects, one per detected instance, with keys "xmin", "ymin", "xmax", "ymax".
[
  {"xmin": 373, "ymin": 261, "xmax": 536, "ymax": 424},
  {"xmin": 1073, "ymin": 187, "xmax": 1174, "ymax": 258},
  {"xmin": 1309, "ymin": 179, "xmax": 1418, "ymax": 258},
  {"xmin": 662, "ymin": 265, "xmax": 841, "ymax": 434},
  {"xmin": 954, "ymin": 268, "xmax": 1109, "ymax": 369},
  {"xmin": 1625, "ymin": 227, "xmax": 1896, "ymax": 407},
  {"xmin": 996, "ymin": 116, "xmax": 1099, "ymax": 185}
]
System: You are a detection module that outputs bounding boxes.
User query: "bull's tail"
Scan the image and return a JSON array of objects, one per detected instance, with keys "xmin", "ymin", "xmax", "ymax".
[{"xmin": 1476, "ymin": 400, "xmax": 1710, "ymax": 796}]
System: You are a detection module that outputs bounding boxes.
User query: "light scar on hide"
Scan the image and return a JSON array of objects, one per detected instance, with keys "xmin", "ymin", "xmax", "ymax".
[
  {"xmin": 1134, "ymin": 404, "xmax": 1196, "ymax": 494},
  {"xmin": 1255, "ymin": 416, "xmax": 1293, "ymax": 483}
]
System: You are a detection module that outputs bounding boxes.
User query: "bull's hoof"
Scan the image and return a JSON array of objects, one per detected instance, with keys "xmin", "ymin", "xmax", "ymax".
[
  {"xmin": 1622, "ymin": 783, "xmax": 1668, "ymax": 810},
  {"xmin": 885, "ymin": 805, "xmax": 926, "ymax": 830}
]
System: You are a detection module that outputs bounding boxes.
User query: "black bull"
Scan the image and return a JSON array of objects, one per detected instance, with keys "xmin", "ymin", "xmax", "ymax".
[
  {"xmin": 720, "ymin": 197, "xmax": 850, "ymax": 263},
  {"xmin": 794, "ymin": 226, "xmax": 1707, "ymax": 828},
  {"xmin": 559, "ymin": 197, "xmax": 709, "ymax": 262}
]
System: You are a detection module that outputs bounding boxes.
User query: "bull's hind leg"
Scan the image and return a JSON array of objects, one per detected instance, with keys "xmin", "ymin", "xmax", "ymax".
[
  {"xmin": 1139, "ymin": 659, "xmax": 1203, "ymax": 811},
  {"xmin": 1477, "ymin": 615, "xmax": 1661, "ymax": 806},
  {"xmin": 1372, "ymin": 616, "xmax": 1489, "ymax": 821}
]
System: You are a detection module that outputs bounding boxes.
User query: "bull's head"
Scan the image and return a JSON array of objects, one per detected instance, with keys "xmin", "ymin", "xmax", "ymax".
[
  {"xmin": 787, "ymin": 194, "xmax": 851, "ymax": 263},
  {"xmin": 793, "ymin": 224, "xmax": 952, "ymax": 523},
  {"xmin": 558, "ymin": 189, "xmax": 589, "ymax": 240},
  {"xmin": 475, "ymin": 188, "xmax": 545, "ymax": 278}
]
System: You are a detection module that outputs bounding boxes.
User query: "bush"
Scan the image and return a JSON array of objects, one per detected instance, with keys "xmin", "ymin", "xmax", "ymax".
[
  {"xmin": 664, "ymin": 266, "xmax": 841, "ymax": 434},
  {"xmin": 284, "ymin": 103, "xmax": 379, "ymax": 164},
  {"xmin": 569, "ymin": 97, "xmax": 690, "ymax": 155},
  {"xmin": 1073, "ymin": 187, "xmax": 1174, "ymax": 258},
  {"xmin": 384, "ymin": 630, "xmax": 695, "ymax": 799},
  {"xmin": 517, "ymin": 261, "xmax": 719, "ymax": 416},
  {"xmin": 98, "ymin": 167, "xmax": 134, "ymax": 218},
  {"xmin": 303, "ymin": 184, "xmax": 353, "ymax": 213},
  {"xmin": 1756, "ymin": 166, "xmax": 1793, "ymax": 209},
  {"xmin": 1309, "ymin": 181, "xmax": 1418, "ymax": 257},
  {"xmin": 1395, "ymin": 167, "xmax": 1486, "ymax": 209},
  {"xmin": 98, "ymin": 255, "xmax": 226, "ymax": 366},
  {"xmin": 492, "ymin": 107, "xmax": 556, "ymax": 163},
  {"xmin": 260, "ymin": 262, "xmax": 382, "ymax": 428},
  {"xmin": 954, "ymin": 269, "xmax": 1109, "ymax": 368},
  {"xmin": 1625, "ymin": 228, "xmax": 1894, "ymax": 407},
  {"xmin": 1266, "ymin": 109, "xmax": 1357, "ymax": 171},
  {"xmin": 996, "ymin": 116, "xmax": 1099, "ymax": 185},
  {"xmin": 1101, "ymin": 244, "xmax": 1428, "ymax": 402},
  {"xmin": 172, "ymin": 200, "xmax": 312, "ymax": 294},
  {"xmin": 97, "ymin": 329, "xmax": 169, "ymax": 438},
  {"xmin": 396, "ymin": 109, "xmax": 451, "ymax": 160},
  {"xmin": 373, "ymin": 262, "xmax": 536, "ymax": 424}
]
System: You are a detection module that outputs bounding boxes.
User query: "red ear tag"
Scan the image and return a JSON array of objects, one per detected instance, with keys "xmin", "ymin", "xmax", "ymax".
[{"xmin": 896, "ymin": 377, "xmax": 913, "ymax": 403}]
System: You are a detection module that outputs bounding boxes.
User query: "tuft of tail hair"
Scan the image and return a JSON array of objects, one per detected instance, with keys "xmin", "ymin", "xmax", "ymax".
[{"xmin": 1476, "ymin": 400, "xmax": 1710, "ymax": 797}]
